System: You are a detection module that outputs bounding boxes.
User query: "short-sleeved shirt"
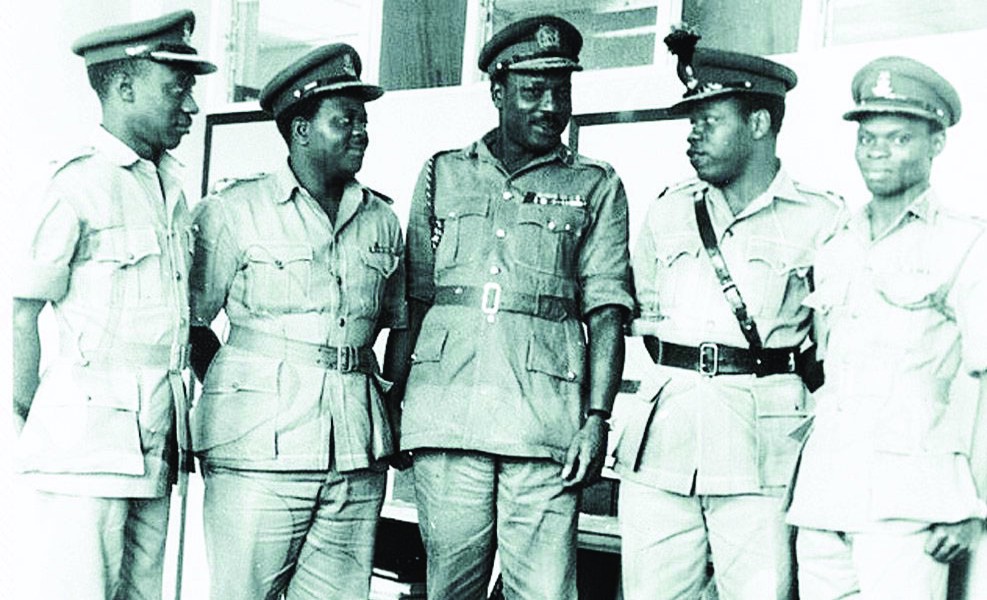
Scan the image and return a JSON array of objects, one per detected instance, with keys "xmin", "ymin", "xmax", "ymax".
[
  {"xmin": 614, "ymin": 169, "xmax": 845, "ymax": 495},
  {"xmin": 13, "ymin": 126, "xmax": 192, "ymax": 498},
  {"xmin": 190, "ymin": 161, "xmax": 407, "ymax": 472},
  {"xmin": 400, "ymin": 131, "xmax": 634, "ymax": 463},
  {"xmin": 787, "ymin": 190, "xmax": 987, "ymax": 532}
]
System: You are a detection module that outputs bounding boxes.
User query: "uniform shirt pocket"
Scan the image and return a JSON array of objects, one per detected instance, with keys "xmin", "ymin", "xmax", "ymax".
[
  {"xmin": 752, "ymin": 377, "xmax": 813, "ymax": 489},
  {"xmin": 514, "ymin": 203, "xmax": 589, "ymax": 275},
  {"xmin": 18, "ymin": 366, "xmax": 144, "ymax": 476},
  {"xmin": 192, "ymin": 352, "xmax": 279, "ymax": 460},
  {"xmin": 649, "ymin": 232, "xmax": 703, "ymax": 312},
  {"xmin": 355, "ymin": 248, "xmax": 400, "ymax": 316},
  {"xmin": 85, "ymin": 226, "xmax": 163, "ymax": 305},
  {"xmin": 741, "ymin": 237, "xmax": 813, "ymax": 317},
  {"xmin": 435, "ymin": 196, "xmax": 490, "ymax": 269},
  {"xmin": 241, "ymin": 242, "xmax": 313, "ymax": 313}
]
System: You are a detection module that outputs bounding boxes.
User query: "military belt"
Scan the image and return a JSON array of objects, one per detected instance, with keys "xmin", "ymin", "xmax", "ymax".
[
  {"xmin": 227, "ymin": 326, "xmax": 375, "ymax": 374},
  {"xmin": 654, "ymin": 339, "xmax": 798, "ymax": 377},
  {"xmin": 433, "ymin": 284, "xmax": 578, "ymax": 322}
]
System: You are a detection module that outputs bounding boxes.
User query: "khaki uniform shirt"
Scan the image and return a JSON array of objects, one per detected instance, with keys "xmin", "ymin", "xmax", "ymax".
[
  {"xmin": 14, "ymin": 127, "xmax": 191, "ymax": 498},
  {"xmin": 401, "ymin": 131, "xmax": 634, "ymax": 462},
  {"xmin": 614, "ymin": 170, "xmax": 845, "ymax": 495},
  {"xmin": 787, "ymin": 190, "xmax": 987, "ymax": 532},
  {"xmin": 190, "ymin": 162, "xmax": 406, "ymax": 472}
]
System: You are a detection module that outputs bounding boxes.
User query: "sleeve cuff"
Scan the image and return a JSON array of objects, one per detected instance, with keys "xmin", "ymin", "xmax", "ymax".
[
  {"xmin": 11, "ymin": 262, "xmax": 69, "ymax": 301},
  {"xmin": 580, "ymin": 280, "xmax": 634, "ymax": 318}
]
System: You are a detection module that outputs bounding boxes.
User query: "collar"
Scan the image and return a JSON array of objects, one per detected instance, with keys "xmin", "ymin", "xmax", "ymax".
[
  {"xmin": 93, "ymin": 126, "xmax": 182, "ymax": 176},
  {"xmin": 471, "ymin": 128, "xmax": 575, "ymax": 169},
  {"xmin": 707, "ymin": 166, "xmax": 802, "ymax": 221},
  {"xmin": 849, "ymin": 187, "xmax": 938, "ymax": 238},
  {"xmin": 273, "ymin": 159, "xmax": 369, "ymax": 221}
]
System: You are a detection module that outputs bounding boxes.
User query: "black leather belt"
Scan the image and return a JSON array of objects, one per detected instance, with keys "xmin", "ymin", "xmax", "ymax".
[
  {"xmin": 228, "ymin": 326, "xmax": 375, "ymax": 374},
  {"xmin": 654, "ymin": 339, "xmax": 798, "ymax": 377},
  {"xmin": 433, "ymin": 284, "xmax": 577, "ymax": 322}
]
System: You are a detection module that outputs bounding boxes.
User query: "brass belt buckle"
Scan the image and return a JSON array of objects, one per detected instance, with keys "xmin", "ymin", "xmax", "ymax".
[
  {"xmin": 698, "ymin": 342, "xmax": 718, "ymax": 377},
  {"xmin": 337, "ymin": 346, "xmax": 356, "ymax": 373},
  {"xmin": 481, "ymin": 282, "xmax": 502, "ymax": 323}
]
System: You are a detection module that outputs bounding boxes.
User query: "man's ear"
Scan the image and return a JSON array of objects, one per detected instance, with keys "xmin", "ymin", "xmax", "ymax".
[
  {"xmin": 930, "ymin": 129, "xmax": 946, "ymax": 159},
  {"xmin": 292, "ymin": 116, "xmax": 310, "ymax": 146},
  {"xmin": 115, "ymin": 71, "xmax": 136, "ymax": 103},
  {"xmin": 749, "ymin": 108, "xmax": 772, "ymax": 140},
  {"xmin": 491, "ymin": 80, "xmax": 504, "ymax": 109}
]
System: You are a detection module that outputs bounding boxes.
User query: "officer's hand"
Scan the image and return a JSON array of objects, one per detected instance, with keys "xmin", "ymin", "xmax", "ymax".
[
  {"xmin": 925, "ymin": 518, "xmax": 985, "ymax": 563},
  {"xmin": 561, "ymin": 416, "xmax": 609, "ymax": 488}
]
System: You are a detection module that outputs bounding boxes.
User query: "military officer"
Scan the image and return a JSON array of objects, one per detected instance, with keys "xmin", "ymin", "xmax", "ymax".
[
  {"xmin": 786, "ymin": 56, "xmax": 987, "ymax": 600},
  {"xmin": 384, "ymin": 15, "xmax": 633, "ymax": 600},
  {"xmin": 188, "ymin": 44, "xmax": 406, "ymax": 599},
  {"xmin": 11, "ymin": 10, "xmax": 214, "ymax": 599},
  {"xmin": 613, "ymin": 32, "xmax": 845, "ymax": 600}
]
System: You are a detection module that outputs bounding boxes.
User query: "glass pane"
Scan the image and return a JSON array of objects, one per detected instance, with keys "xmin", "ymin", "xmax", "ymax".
[
  {"xmin": 228, "ymin": 0, "xmax": 373, "ymax": 103},
  {"xmin": 825, "ymin": 0, "xmax": 987, "ymax": 46}
]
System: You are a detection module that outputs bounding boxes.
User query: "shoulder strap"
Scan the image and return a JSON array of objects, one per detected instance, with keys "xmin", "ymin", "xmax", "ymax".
[{"xmin": 693, "ymin": 189, "xmax": 764, "ymax": 352}]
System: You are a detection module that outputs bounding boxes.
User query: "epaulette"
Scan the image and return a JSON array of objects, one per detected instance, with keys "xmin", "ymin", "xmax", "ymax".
[
  {"xmin": 366, "ymin": 187, "xmax": 394, "ymax": 205},
  {"xmin": 208, "ymin": 172, "xmax": 266, "ymax": 196},
  {"xmin": 792, "ymin": 181, "xmax": 845, "ymax": 207},
  {"xmin": 48, "ymin": 146, "xmax": 96, "ymax": 177},
  {"xmin": 657, "ymin": 177, "xmax": 703, "ymax": 199},
  {"xmin": 569, "ymin": 151, "xmax": 614, "ymax": 174}
]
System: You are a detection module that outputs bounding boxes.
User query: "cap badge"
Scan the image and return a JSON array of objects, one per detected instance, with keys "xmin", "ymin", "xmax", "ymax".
[
  {"xmin": 698, "ymin": 81, "xmax": 724, "ymax": 94},
  {"xmin": 125, "ymin": 44, "xmax": 149, "ymax": 57},
  {"xmin": 872, "ymin": 70, "xmax": 894, "ymax": 98},
  {"xmin": 536, "ymin": 24, "xmax": 561, "ymax": 50},
  {"xmin": 182, "ymin": 21, "xmax": 192, "ymax": 44},
  {"xmin": 342, "ymin": 53, "xmax": 356, "ymax": 77}
]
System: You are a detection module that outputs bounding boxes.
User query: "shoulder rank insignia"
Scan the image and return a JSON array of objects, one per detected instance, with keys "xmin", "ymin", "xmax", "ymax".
[
  {"xmin": 49, "ymin": 146, "xmax": 96, "ymax": 177},
  {"xmin": 209, "ymin": 172, "xmax": 266, "ymax": 195},
  {"xmin": 521, "ymin": 191, "xmax": 586, "ymax": 208}
]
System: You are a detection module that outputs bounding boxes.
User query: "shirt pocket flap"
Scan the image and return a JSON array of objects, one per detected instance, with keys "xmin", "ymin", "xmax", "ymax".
[
  {"xmin": 747, "ymin": 237, "xmax": 811, "ymax": 273},
  {"xmin": 193, "ymin": 355, "xmax": 279, "ymax": 452},
  {"xmin": 244, "ymin": 242, "xmax": 313, "ymax": 266},
  {"xmin": 411, "ymin": 328, "xmax": 448, "ymax": 364},
  {"xmin": 654, "ymin": 232, "xmax": 701, "ymax": 267},
  {"xmin": 362, "ymin": 249, "xmax": 399, "ymax": 277},
  {"xmin": 516, "ymin": 203, "xmax": 588, "ymax": 233},
  {"xmin": 442, "ymin": 196, "xmax": 490, "ymax": 220},
  {"xmin": 525, "ymin": 334, "xmax": 583, "ymax": 382},
  {"xmin": 78, "ymin": 368, "xmax": 141, "ymax": 411},
  {"xmin": 90, "ymin": 226, "xmax": 161, "ymax": 266}
]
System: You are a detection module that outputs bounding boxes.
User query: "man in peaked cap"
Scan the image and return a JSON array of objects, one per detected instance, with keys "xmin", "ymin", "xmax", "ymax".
[
  {"xmin": 187, "ymin": 43, "xmax": 406, "ymax": 600},
  {"xmin": 613, "ymin": 28, "xmax": 846, "ymax": 600},
  {"xmin": 11, "ymin": 9, "xmax": 214, "ymax": 600},
  {"xmin": 384, "ymin": 14, "xmax": 632, "ymax": 600},
  {"xmin": 787, "ymin": 56, "xmax": 987, "ymax": 600}
]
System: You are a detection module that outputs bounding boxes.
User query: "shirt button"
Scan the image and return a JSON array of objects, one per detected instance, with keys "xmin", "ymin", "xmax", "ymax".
[
  {"xmin": 502, "ymin": 191, "xmax": 512, "ymax": 201},
  {"xmin": 339, "ymin": 318, "xmax": 346, "ymax": 327},
  {"xmin": 336, "ymin": 276, "xmax": 343, "ymax": 285},
  {"xmin": 175, "ymin": 272, "xmax": 182, "ymax": 281},
  {"xmin": 495, "ymin": 229, "xmax": 506, "ymax": 238},
  {"xmin": 547, "ymin": 221, "xmax": 557, "ymax": 230},
  {"xmin": 490, "ymin": 266, "xmax": 501, "ymax": 275},
  {"xmin": 448, "ymin": 210, "xmax": 457, "ymax": 217},
  {"xmin": 566, "ymin": 370, "xmax": 577, "ymax": 381}
]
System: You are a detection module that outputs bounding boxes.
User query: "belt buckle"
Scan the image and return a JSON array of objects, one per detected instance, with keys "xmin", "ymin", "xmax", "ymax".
[
  {"xmin": 337, "ymin": 346, "xmax": 356, "ymax": 373},
  {"xmin": 698, "ymin": 342, "xmax": 718, "ymax": 377},
  {"xmin": 481, "ymin": 282, "xmax": 502, "ymax": 323}
]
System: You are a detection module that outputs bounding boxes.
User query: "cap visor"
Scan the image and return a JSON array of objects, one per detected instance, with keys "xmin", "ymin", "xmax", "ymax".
[
  {"xmin": 508, "ymin": 57, "xmax": 582, "ymax": 72},
  {"xmin": 150, "ymin": 51, "xmax": 218, "ymax": 75},
  {"xmin": 307, "ymin": 81, "xmax": 385, "ymax": 102},
  {"xmin": 842, "ymin": 104, "xmax": 942, "ymax": 124}
]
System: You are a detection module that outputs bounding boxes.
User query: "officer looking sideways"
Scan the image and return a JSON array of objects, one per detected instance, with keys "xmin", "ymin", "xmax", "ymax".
[
  {"xmin": 384, "ymin": 14, "xmax": 633, "ymax": 600},
  {"xmin": 11, "ymin": 10, "xmax": 214, "ymax": 599},
  {"xmin": 786, "ymin": 56, "xmax": 987, "ymax": 600},
  {"xmin": 614, "ymin": 28, "xmax": 845, "ymax": 600},
  {"xmin": 187, "ymin": 44, "xmax": 406, "ymax": 599}
]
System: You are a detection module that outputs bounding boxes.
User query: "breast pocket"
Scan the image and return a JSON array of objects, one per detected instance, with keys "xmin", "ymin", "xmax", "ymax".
[
  {"xmin": 514, "ymin": 204, "xmax": 588, "ymax": 275},
  {"xmin": 356, "ymin": 249, "xmax": 400, "ymax": 316},
  {"xmin": 650, "ymin": 233, "xmax": 703, "ymax": 311},
  {"xmin": 435, "ymin": 196, "xmax": 490, "ymax": 269},
  {"xmin": 87, "ymin": 226, "xmax": 163, "ymax": 305},
  {"xmin": 872, "ymin": 263, "xmax": 943, "ymax": 311},
  {"xmin": 242, "ymin": 242, "xmax": 313, "ymax": 313},
  {"xmin": 742, "ymin": 238, "xmax": 813, "ymax": 317}
]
